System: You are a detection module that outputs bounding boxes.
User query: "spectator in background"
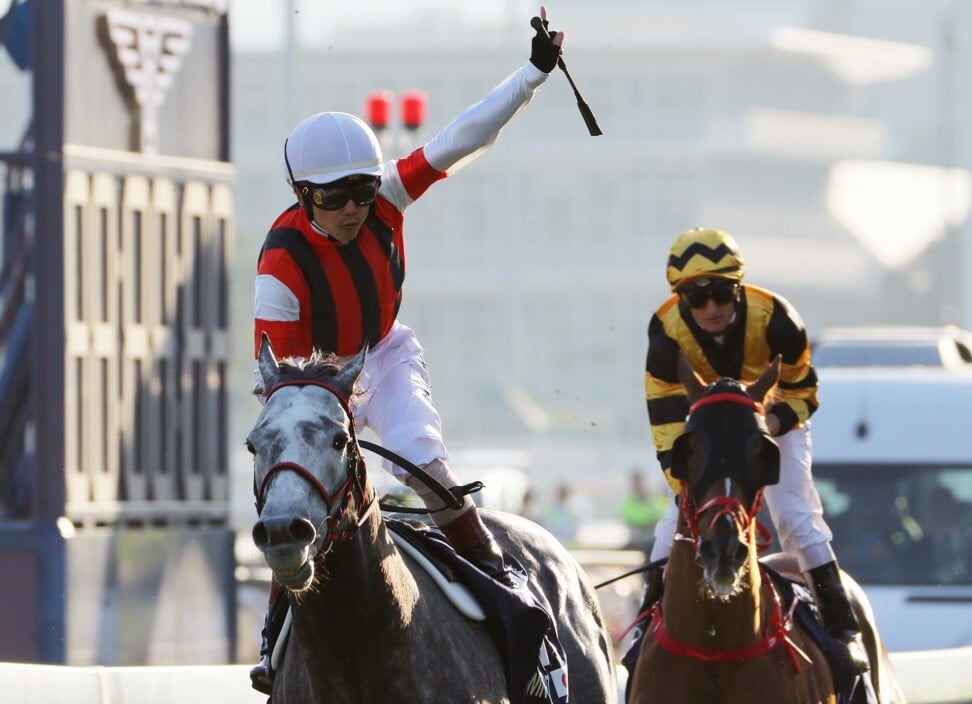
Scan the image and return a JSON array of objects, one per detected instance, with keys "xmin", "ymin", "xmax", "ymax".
[
  {"xmin": 519, "ymin": 486, "xmax": 541, "ymax": 523},
  {"xmin": 540, "ymin": 482, "xmax": 581, "ymax": 548},
  {"xmin": 619, "ymin": 468, "xmax": 667, "ymax": 554}
]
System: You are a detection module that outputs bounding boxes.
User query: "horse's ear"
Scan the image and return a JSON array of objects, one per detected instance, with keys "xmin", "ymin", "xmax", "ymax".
[
  {"xmin": 332, "ymin": 345, "xmax": 367, "ymax": 398},
  {"xmin": 677, "ymin": 352, "xmax": 707, "ymax": 404},
  {"xmin": 748, "ymin": 355, "xmax": 781, "ymax": 406},
  {"xmin": 257, "ymin": 333, "xmax": 281, "ymax": 389}
]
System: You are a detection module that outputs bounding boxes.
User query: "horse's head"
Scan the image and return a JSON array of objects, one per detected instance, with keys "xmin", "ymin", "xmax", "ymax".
[
  {"xmin": 670, "ymin": 354, "xmax": 781, "ymax": 599},
  {"xmin": 247, "ymin": 334, "xmax": 373, "ymax": 593}
]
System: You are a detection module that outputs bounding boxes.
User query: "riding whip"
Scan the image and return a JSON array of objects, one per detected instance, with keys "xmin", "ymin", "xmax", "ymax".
[{"xmin": 531, "ymin": 16, "xmax": 602, "ymax": 136}]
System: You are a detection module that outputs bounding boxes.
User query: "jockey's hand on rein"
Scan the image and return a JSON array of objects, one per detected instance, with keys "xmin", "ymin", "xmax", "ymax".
[{"xmin": 529, "ymin": 15, "xmax": 562, "ymax": 73}]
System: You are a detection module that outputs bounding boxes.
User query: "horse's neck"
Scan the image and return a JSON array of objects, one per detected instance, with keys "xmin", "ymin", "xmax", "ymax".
[
  {"xmin": 288, "ymin": 511, "xmax": 422, "ymax": 661},
  {"xmin": 663, "ymin": 541, "xmax": 768, "ymax": 647}
]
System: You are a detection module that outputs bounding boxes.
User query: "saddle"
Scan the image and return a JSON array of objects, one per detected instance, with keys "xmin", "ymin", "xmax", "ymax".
[
  {"xmin": 387, "ymin": 519, "xmax": 570, "ymax": 704},
  {"xmin": 386, "ymin": 520, "xmax": 487, "ymax": 620}
]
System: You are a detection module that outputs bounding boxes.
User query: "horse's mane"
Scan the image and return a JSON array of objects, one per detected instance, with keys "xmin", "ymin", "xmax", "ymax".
[{"xmin": 274, "ymin": 349, "xmax": 363, "ymax": 404}]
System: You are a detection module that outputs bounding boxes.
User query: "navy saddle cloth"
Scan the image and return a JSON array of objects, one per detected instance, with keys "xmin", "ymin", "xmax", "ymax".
[{"xmin": 387, "ymin": 519, "xmax": 569, "ymax": 704}]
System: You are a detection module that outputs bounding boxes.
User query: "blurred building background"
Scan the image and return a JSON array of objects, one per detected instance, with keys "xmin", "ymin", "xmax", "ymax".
[
  {"xmin": 228, "ymin": 0, "xmax": 972, "ymax": 522},
  {"xmin": 0, "ymin": 0, "xmax": 968, "ymax": 668}
]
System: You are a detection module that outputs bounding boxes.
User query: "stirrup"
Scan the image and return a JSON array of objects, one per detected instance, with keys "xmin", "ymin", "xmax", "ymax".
[
  {"xmin": 249, "ymin": 656, "xmax": 274, "ymax": 695},
  {"xmin": 837, "ymin": 630, "xmax": 870, "ymax": 674}
]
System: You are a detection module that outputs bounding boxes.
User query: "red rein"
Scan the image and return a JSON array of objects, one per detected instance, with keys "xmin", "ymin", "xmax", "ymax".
[{"xmin": 649, "ymin": 584, "xmax": 812, "ymax": 672}]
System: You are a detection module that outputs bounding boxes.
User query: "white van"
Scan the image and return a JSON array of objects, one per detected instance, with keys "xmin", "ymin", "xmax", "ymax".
[{"xmin": 810, "ymin": 365, "xmax": 972, "ymax": 651}]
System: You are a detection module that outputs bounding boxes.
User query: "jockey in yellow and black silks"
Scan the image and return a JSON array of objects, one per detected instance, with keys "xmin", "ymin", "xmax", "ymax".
[{"xmin": 635, "ymin": 227, "xmax": 868, "ymax": 674}]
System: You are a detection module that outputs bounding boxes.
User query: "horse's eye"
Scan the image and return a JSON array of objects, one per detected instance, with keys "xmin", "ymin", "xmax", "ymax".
[{"xmin": 332, "ymin": 435, "xmax": 348, "ymax": 451}]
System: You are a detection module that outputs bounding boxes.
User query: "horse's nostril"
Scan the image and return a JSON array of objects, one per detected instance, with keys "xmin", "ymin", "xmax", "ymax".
[
  {"xmin": 733, "ymin": 541, "xmax": 748, "ymax": 564},
  {"xmin": 252, "ymin": 521, "xmax": 270, "ymax": 549},
  {"xmin": 253, "ymin": 516, "xmax": 317, "ymax": 548},
  {"xmin": 288, "ymin": 518, "xmax": 316, "ymax": 544}
]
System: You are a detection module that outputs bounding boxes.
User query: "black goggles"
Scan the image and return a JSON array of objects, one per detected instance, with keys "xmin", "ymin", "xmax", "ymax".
[
  {"xmin": 304, "ymin": 177, "xmax": 381, "ymax": 210},
  {"xmin": 681, "ymin": 281, "xmax": 739, "ymax": 309}
]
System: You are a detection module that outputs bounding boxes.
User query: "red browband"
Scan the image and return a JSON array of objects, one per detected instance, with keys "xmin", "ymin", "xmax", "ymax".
[{"xmin": 688, "ymin": 392, "xmax": 763, "ymax": 416}]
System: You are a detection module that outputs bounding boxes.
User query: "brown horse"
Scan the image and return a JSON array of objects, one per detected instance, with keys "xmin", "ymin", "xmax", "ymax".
[
  {"xmin": 627, "ymin": 359, "xmax": 905, "ymax": 704},
  {"xmin": 247, "ymin": 336, "xmax": 618, "ymax": 703}
]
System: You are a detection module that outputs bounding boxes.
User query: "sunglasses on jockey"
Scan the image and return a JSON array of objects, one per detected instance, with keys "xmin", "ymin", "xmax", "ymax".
[
  {"xmin": 302, "ymin": 176, "xmax": 381, "ymax": 211},
  {"xmin": 681, "ymin": 280, "xmax": 740, "ymax": 309}
]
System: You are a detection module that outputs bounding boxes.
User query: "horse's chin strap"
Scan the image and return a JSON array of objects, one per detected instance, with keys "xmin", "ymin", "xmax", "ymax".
[{"xmin": 648, "ymin": 572, "xmax": 813, "ymax": 673}]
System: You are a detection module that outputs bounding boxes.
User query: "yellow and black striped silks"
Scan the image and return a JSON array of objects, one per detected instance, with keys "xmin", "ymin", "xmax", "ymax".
[{"xmin": 645, "ymin": 284, "xmax": 818, "ymax": 494}]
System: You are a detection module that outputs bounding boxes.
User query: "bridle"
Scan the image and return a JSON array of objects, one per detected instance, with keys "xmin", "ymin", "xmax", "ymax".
[
  {"xmin": 655, "ymin": 389, "xmax": 811, "ymax": 673},
  {"xmin": 674, "ymin": 391, "xmax": 772, "ymax": 552},
  {"xmin": 675, "ymin": 485, "xmax": 772, "ymax": 554},
  {"xmin": 254, "ymin": 379, "xmax": 377, "ymax": 555}
]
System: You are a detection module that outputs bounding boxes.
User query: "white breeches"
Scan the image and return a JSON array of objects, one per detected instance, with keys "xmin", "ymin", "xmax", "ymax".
[
  {"xmin": 347, "ymin": 322, "xmax": 449, "ymax": 483},
  {"xmin": 649, "ymin": 422, "xmax": 835, "ymax": 572}
]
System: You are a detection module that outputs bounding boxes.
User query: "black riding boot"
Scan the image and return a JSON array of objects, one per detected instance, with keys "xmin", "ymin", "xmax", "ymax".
[
  {"xmin": 249, "ymin": 587, "xmax": 288, "ymax": 695},
  {"xmin": 634, "ymin": 558, "xmax": 667, "ymax": 626},
  {"xmin": 806, "ymin": 561, "xmax": 870, "ymax": 674},
  {"xmin": 442, "ymin": 507, "xmax": 518, "ymax": 588},
  {"xmin": 461, "ymin": 533, "xmax": 518, "ymax": 588}
]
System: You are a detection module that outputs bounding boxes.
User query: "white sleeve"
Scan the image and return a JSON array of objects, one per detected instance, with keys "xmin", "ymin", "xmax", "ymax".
[
  {"xmin": 254, "ymin": 274, "xmax": 300, "ymax": 322},
  {"xmin": 422, "ymin": 62, "xmax": 548, "ymax": 175},
  {"xmin": 252, "ymin": 274, "xmax": 302, "ymax": 400}
]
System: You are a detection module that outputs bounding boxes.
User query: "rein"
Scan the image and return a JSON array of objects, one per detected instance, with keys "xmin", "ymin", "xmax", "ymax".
[
  {"xmin": 253, "ymin": 378, "xmax": 483, "ymax": 551},
  {"xmin": 648, "ymin": 578, "xmax": 812, "ymax": 672}
]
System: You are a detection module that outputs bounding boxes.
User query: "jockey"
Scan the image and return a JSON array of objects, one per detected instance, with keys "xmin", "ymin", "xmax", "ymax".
[
  {"xmin": 637, "ymin": 227, "xmax": 869, "ymax": 673},
  {"xmin": 248, "ymin": 8, "xmax": 565, "ymax": 695}
]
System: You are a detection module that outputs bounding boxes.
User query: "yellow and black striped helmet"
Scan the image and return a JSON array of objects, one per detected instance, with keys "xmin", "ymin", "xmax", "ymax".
[{"xmin": 666, "ymin": 227, "xmax": 745, "ymax": 291}]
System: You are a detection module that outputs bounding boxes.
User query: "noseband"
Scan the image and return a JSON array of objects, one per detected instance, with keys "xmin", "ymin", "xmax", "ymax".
[{"xmin": 254, "ymin": 380, "xmax": 376, "ymax": 551}]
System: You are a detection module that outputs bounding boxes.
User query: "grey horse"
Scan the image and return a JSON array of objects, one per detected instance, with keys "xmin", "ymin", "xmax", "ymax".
[{"xmin": 247, "ymin": 336, "xmax": 618, "ymax": 703}]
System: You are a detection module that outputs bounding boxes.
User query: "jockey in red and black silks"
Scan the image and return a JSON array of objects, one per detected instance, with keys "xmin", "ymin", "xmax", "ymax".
[
  {"xmin": 255, "ymin": 149, "xmax": 444, "ymax": 360},
  {"xmin": 248, "ymin": 9, "xmax": 568, "ymax": 696}
]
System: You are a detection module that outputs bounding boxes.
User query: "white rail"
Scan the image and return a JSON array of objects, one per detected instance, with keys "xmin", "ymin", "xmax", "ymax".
[
  {"xmin": 890, "ymin": 647, "xmax": 972, "ymax": 704},
  {"xmin": 0, "ymin": 663, "xmax": 265, "ymax": 704},
  {"xmin": 2, "ymin": 650, "xmax": 971, "ymax": 703}
]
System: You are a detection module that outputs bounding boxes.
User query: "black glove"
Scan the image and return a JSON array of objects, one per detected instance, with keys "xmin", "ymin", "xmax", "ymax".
[{"xmin": 529, "ymin": 16, "xmax": 561, "ymax": 73}]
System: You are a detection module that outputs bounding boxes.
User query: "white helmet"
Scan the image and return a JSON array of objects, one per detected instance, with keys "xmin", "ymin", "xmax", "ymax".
[{"xmin": 284, "ymin": 112, "xmax": 383, "ymax": 186}]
